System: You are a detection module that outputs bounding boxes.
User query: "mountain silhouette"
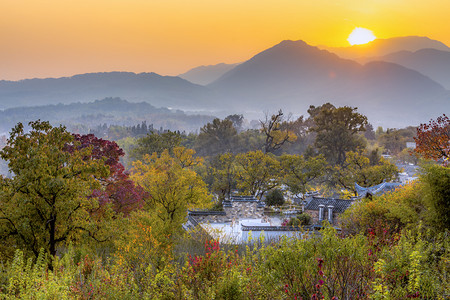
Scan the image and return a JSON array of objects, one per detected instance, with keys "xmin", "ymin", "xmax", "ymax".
[
  {"xmin": 321, "ymin": 36, "xmax": 450, "ymax": 60},
  {"xmin": 1, "ymin": 38, "xmax": 449, "ymax": 128},
  {"xmin": 362, "ymin": 48, "xmax": 450, "ymax": 90},
  {"xmin": 0, "ymin": 72, "xmax": 216, "ymax": 110},
  {"xmin": 209, "ymin": 40, "xmax": 449, "ymax": 127},
  {"xmin": 179, "ymin": 63, "xmax": 239, "ymax": 85}
]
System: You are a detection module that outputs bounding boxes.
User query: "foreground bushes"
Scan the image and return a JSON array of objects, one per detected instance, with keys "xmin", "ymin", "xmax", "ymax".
[{"xmin": 0, "ymin": 225, "xmax": 448, "ymax": 299}]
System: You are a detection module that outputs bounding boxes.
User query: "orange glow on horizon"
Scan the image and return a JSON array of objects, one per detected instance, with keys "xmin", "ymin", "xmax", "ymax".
[{"xmin": 1, "ymin": 0, "xmax": 449, "ymax": 80}]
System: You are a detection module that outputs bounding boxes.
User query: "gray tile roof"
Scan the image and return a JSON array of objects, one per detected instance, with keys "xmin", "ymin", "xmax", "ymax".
[
  {"xmin": 355, "ymin": 182, "xmax": 403, "ymax": 197},
  {"xmin": 230, "ymin": 196, "xmax": 259, "ymax": 202},
  {"xmin": 187, "ymin": 210, "xmax": 227, "ymax": 216},
  {"xmin": 304, "ymin": 197, "xmax": 354, "ymax": 214}
]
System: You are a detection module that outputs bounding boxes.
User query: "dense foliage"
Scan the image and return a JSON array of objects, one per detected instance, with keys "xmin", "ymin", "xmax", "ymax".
[
  {"xmin": 0, "ymin": 111, "xmax": 448, "ymax": 299},
  {"xmin": 0, "ymin": 121, "xmax": 111, "ymax": 258},
  {"xmin": 414, "ymin": 114, "xmax": 450, "ymax": 163}
]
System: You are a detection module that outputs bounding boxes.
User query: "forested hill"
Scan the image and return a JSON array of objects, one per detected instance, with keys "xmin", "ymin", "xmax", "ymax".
[
  {"xmin": 0, "ymin": 98, "xmax": 214, "ymax": 134},
  {"xmin": 0, "ymin": 72, "xmax": 217, "ymax": 111}
]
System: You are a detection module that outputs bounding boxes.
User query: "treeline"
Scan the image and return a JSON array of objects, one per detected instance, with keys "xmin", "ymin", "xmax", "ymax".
[
  {"xmin": 120, "ymin": 103, "xmax": 412, "ymax": 198},
  {"xmin": 0, "ymin": 97, "xmax": 215, "ymax": 134},
  {"xmin": 89, "ymin": 121, "xmax": 182, "ymax": 140},
  {"xmin": 108, "ymin": 103, "xmax": 418, "ymax": 166}
]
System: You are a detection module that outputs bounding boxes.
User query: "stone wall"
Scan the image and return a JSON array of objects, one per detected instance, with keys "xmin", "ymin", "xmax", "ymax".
[
  {"xmin": 189, "ymin": 200, "xmax": 265, "ymax": 224},
  {"xmin": 191, "ymin": 214, "xmax": 231, "ymax": 223},
  {"xmin": 224, "ymin": 201, "xmax": 264, "ymax": 219}
]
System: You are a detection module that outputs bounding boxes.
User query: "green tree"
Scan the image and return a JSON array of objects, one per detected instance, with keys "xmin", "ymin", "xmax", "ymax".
[
  {"xmin": 234, "ymin": 129, "xmax": 265, "ymax": 153},
  {"xmin": 235, "ymin": 151, "xmax": 281, "ymax": 199},
  {"xmin": 364, "ymin": 123, "xmax": 376, "ymax": 140},
  {"xmin": 265, "ymin": 189, "xmax": 285, "ymax": 206},
  {"xmin": 206, "ymin": 153, "xmax": 239, "ymax": 201},
  {"xmin": 280, "ymin": 154, "xmax": 327, "ymax": 195},
  {"xmin": 309, "ymin": 103, "xmax": 368, "ymax": 166},
  {"xmin": 0, "ymin": 121, "xmax": 110, "ymax": 258},
  {"xmin": 225, "ymin": 114, "xmax": 244, "ymax": 132},
  {"xmin": 130, "ymin": 130, "xmax": 182, "ymax": 161},
  {"xmin": 195, "ymin": 118, "xmax": 237, "ymax": 157},
  {"xmin": 421, "ymin": 164, "xmax": 450, "ymax": 232}
]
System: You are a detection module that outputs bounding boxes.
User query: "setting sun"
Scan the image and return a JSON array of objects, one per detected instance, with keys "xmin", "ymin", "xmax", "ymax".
[{"xmin": 347, "ymin": 27, "xmax": 376, "ymax": 46}]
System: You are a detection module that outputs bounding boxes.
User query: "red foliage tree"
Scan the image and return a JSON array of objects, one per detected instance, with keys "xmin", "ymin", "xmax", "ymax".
[
  {"xmin": 66, "ymin": 134, "xmax": 146, "ymax": 215},
  {"xmin": 414, "ymin": 114, "xmax": 450, "ymax": 165}
]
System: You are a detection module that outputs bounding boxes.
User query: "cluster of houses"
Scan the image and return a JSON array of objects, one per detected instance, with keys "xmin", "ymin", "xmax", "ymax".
[{"xmin": 185, "ymin": 181, "xmax": 406, "ymax": 243}]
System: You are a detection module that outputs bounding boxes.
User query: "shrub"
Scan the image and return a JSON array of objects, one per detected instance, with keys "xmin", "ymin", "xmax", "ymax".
[
  {"xmin": 297, "ymin": 213, "xmax": 312, "ymax": 226},
  {"xmin": 265, "ymin": 189, "xmax": 285, "ymax": 206},
  {"xmin": 284, "ymin": 213, "xmax": 311, "ymax": 226}
]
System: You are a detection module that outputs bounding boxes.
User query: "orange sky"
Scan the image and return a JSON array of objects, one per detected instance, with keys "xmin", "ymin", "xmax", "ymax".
[{"xmin": 1, "ymin": 0, "xmax": 449, "ymax": 80}]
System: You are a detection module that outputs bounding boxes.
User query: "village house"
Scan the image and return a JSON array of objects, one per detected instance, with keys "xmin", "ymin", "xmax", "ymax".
[{"xmin": 303, "ymin": 197, "xmax": 354, "ymax": 226}]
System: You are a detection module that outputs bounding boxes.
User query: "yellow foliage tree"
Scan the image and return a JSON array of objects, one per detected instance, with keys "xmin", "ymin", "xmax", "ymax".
[
  {"xmin": 235, "ymin": 150, "xmax": 281, "ymax": 199},
  {"xmin": 131, "ymin": 147, "xmax": 211, "ymax": 232}
]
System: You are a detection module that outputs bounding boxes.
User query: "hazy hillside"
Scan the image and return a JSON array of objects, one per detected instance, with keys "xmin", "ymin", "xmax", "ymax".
[
  {"xmin": 0, "ymin": 98, "xmax": 215, "ymax": 134},
  {"xmin": 0, "ymin": 72, "xmax": 217, "ymax": 111},
  {"xmin": 321, "ymin": 36, "xmax": 450, "ymax": 60},
  {"xmin": 209, "ymin": 40, "xmax": 449, "ymax": 127},
  {"xmin": 362, "ymin": 48, "xmax": 450, "ymax": 90},
  {"xmin": 178, "ymin": 63, "xmax": 239, "ymax": 85}
]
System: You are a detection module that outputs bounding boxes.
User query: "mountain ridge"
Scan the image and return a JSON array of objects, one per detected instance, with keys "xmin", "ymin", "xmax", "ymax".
[
  {"xmin": 320, "ymin": 36, "xmax": 450, "ymax": 60},
  {"xmin": 209, "ymin": 39, "xmax": 449, "ymax": 127},
  {"xmin": 178, "ymin": 63, "xmax": 239, "ymax": 85},
  {"xmin": 361, "ymin": 48, "xmax": 450, "ymax": 89},
  {"xmin": 0, "ymin": 71, "xmax": 217, "ymax": 110}
]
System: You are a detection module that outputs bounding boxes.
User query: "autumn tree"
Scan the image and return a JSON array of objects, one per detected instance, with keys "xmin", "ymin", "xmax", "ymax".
[
  {"xmin": 235, "ymin": 150, "xmax": 281, "ymax": 199},
  {"xmin": 260, "ymin": 110, "xmax": 297, "ymax": 154},
  {"xmin": 332, "ymin": 150, "xmax": 398, "ymax": 197},
  {"xmin": 309, "ymin": 103, "xmax": 368, "ymax": 166},
  {"xmin": 280, "ymin": 115, "xmax": 316, "ymax": 155},
  {"xmin": 341, "ymin": 164, "xmax": 449, "ymax": 234},
  {"xmin": 0, "ymin": 121, "xmax": 110, "ymax": 258},
  {"xmin": 280, "ymin": 154, "xmax": 327, "ymax": 195},
  {"xmin": 414, "ymin": 114, "xmax": 450, "ymax": 164},
  {"xmin": 172, "ymin": 146, "xmax": 203, "ymax": 169},
  {"xmin": 131, "ymin": 147, "xmax": 211, "ymax": 231},
  {"xmin": 68, "ymin": 134, "xmax": 146, "ymax": 215},
  {"xmin": 378, "ymin": 127, "xmax": 416, "ymax": 155}
]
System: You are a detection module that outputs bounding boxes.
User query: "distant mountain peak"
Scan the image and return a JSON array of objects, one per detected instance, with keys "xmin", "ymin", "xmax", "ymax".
[
  {"xmin": 178, "ymin": 62, "xmax": 239, "ymax": 85},
  {"xmin": 320, "ymin": 35, "xmax": 450, "ymax": 60}
]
